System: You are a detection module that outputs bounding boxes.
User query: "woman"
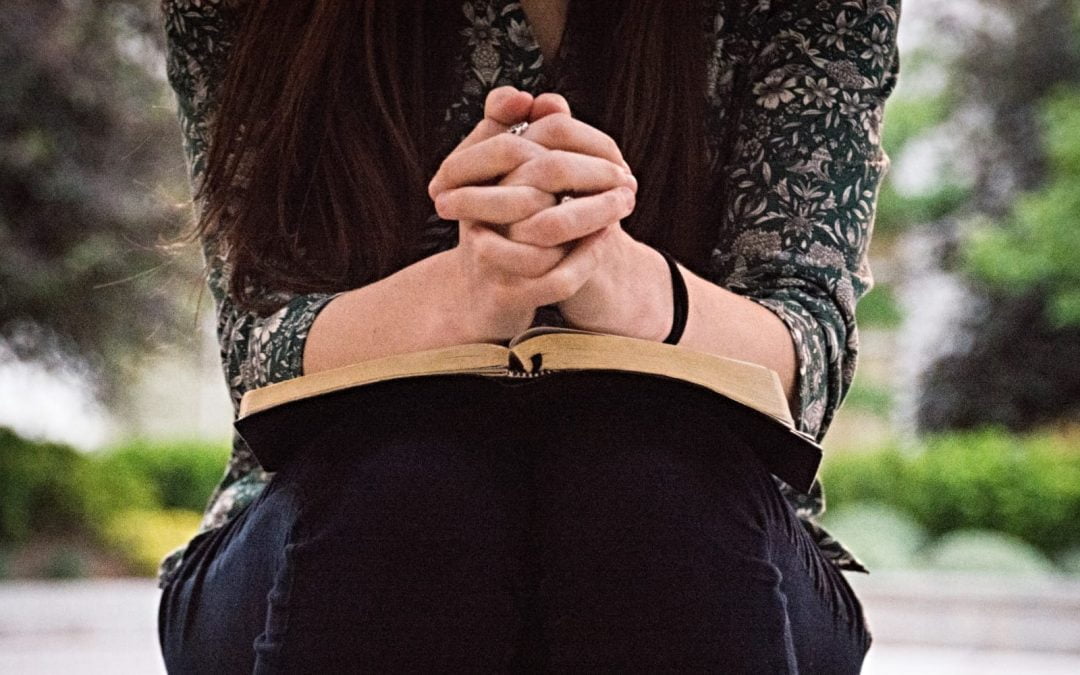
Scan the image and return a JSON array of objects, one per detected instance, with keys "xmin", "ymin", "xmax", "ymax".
[{"xmin": 158, "ymin": 0, "xmax": 900, "ymax": 671}]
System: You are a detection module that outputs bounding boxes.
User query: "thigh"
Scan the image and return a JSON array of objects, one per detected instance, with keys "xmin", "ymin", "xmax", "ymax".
[
  {"xmin": 249, "ymin": 376, "xmax": 536, "ymax": 673},
  {"xmin": 770, "ymin": 491, "xmax": 874, "ymax": 674},
  {"xmin": 161, "ymin": 377, "xmax": 538, "ymax": 673},
  {"xmin": 523, "ymin": 372, "xmax": 869, "ymax": 673},
  {"xmin": 157, "ymin": 475, "xmax": 305, "ymax": 674}
]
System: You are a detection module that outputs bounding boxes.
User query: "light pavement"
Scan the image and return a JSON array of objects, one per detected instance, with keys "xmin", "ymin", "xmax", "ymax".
[{"xmin": 1, "ymin": 575, "xmax": 1079, "ymax": 673}]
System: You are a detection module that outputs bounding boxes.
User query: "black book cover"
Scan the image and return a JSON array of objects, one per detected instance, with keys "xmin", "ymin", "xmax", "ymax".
[{"xmin": 235, "ymin": 370, "xmax": 822, "ymax": 494}]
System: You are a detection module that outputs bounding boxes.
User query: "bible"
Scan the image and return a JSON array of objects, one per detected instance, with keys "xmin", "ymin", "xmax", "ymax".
[{"xmin": 235, "ymin": 327, "xmax": 822, "ymax": 493}]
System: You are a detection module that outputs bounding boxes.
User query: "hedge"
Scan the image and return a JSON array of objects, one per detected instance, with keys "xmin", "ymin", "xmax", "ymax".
[
  {"xmin": 0, "ymin": 428, "xmax": 227, "ymax": 545},
  {"xmin": 821, "ymin": 426, "xmax": 1080, "ymax": 555},
  {"xmin": 95, "ymin": 439, "xmax": 228, "ymax": 512}
]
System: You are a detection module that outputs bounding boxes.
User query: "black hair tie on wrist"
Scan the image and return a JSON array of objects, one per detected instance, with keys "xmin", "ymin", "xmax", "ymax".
[{"xmin": 656, "ymin": 248, "xmax": 688, "ymax": 345}]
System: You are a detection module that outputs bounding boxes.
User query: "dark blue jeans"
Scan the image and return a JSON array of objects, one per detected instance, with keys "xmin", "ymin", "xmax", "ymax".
[{"xmin": 158, "ymin": 374, "xmax": 871, "ymax": 673}]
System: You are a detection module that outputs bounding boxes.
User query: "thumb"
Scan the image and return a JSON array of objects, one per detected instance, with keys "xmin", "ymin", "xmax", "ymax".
[
  {"xmin": 436, "ymin": 87, "xmax": 533, "ymax": 175},
  {"xmin": 427, "ymin": 87, "xmax": 535, "ymax": 200},
  {"xmin": 484, "ymin": 86, "xmax": 534, "ymax": 126},
  {"xmin": 452, "ymin": 86, "xmax": 533, "ymax": 153},
  {"xmin": 529, "ymin": 92, "xmax": 571, "ymax": 121}
]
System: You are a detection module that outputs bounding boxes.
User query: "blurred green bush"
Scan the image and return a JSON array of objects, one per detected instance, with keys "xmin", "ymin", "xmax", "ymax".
[
  {"xmin": 922, "ymin": 529, "xmax": 1058, "ymax": 576},
  {"xmin": 0, "ymin": 428, "xmax": 227, "ymax": 574},
  {"xmin": 0, "ymin": 428, "xmax": 156, "ymax": 543},
  {"xmin": 822, "ymin": 426, "xmax": 1080, "ymax": 557},
  {"xmin": 96, "ymin": 439, "xmax": 228, "ymax": 512},
  {"xmin": 824, "ymin": 502, "xmax": 1063, "ymax": 575},
  {"xmin": 818, "ymin": 502, "xmax": 929, "ymax": 570},
  {"xmin": 102, "ymin": 509, "xmax": 204, "ymax": 576}
]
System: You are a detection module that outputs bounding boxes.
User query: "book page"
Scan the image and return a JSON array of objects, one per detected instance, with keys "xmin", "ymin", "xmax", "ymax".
[
  {"xmin": 239, "ymin": 343, "xmax": 511, "ymax": 418},
  {"xmin": 510, "ymin": 332, "xmax": 793, "ymax": 426},
  {"xmin": 507, "ymin": 325, "xmax": 607, "ymax": 348}
]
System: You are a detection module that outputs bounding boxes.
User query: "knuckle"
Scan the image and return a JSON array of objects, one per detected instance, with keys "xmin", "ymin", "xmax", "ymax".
[
  {"xmin": 490, "ymin": 133, "xmax": 514, "ymax": 160},
  {"xmin": 604, "ymin": 188, "xmax": 623, "ymax": 212},
  {"xmin": 546, "ymin": 268, "xmax": 580, "ymax": 299},
  {"xmin": 441, "ymin": 156, "xmax": 466, "ymax": 184},
  {"xmin": 428, "ymin": 165, "xmax": 449, "ymax": 197},
  {"xmin": 547, "ymin": 114, "xmax": 575, "ymax": 145},
  {"xmin": 470, "ymin": 229, "xmax": 496, "ymax": 262},
  {"xmin": 494, "ymin": 134, "xmax": 529, "ymax": 167},
  {"xmin": 541, "ymin": 151, "xmax": 573, "ymax": 185},
  {"xmin": 605, "ymin": 161, "xmax": 626, "ymax": 185},
  {"xmin": 604, "ymin": 136, "xmax": 622, "ymax": 161},
  {"xmin": 543, "ymin": 209, "xmax": 573, "ymax": 245},
  {"xmin": 523, "ymin": 210, "xmax": 564, "ymax": 247},
  {"xmin": 475, "ymin": 246, "xmax": 501, "ymax": 273},
  {"xmin": 529, "ymin": 186, "xmax": 554, "ymax": 211},
  {"xmin": 609, "ymin": 187, "xmax": 633, "ymax": 215}
]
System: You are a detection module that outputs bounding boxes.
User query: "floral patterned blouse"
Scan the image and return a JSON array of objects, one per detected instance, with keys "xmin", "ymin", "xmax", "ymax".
[{"xmin": 157, "ymin": 0, "xmax": 900, "ymax": 587}]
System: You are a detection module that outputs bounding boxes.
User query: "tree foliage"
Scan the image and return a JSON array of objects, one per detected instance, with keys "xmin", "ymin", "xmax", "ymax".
[
  {"xmin": 943, "ymin": 0, "xmax": 1080, "ymax": 214},
  {"xmin": 914, "ymin": 0, "xmax": 1080, "ymax": 431},
  {"xmin": 965, "ymin": 89, "xmax": 1080, "ymax": 328},
  {"xmin": 0, "ymin": 0, "xmax": 195, "ymax": 400}
]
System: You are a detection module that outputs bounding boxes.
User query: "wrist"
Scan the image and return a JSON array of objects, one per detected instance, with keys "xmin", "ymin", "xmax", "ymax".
[
  {"xmin": 559, "ymin": 232, "xmax": 672, "ymax": 342},
  {"xmin": 304, "ymin": 249, "xmax": 476, "ymax": 374},
  {"xmin": 426, "ymin": 248, "xmax": 485, "ymax": 345},
  {"xmin": 428, "ymin": 247, "xmax": 539, "ymax": 345},
  {"xmin": 636, "ymin": 241, "xmax": 675, "ymax": 342}
]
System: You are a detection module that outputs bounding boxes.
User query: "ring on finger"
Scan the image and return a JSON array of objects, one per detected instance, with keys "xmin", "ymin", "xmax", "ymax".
[{"xmin": 506, "ymin": 121, "xmax": 530, "ymax": 136}]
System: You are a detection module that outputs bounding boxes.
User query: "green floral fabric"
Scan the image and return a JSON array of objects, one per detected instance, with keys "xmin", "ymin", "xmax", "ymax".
[{"xmin": 158, "ymin": 0, "xmax": 900, "ymax": 587}]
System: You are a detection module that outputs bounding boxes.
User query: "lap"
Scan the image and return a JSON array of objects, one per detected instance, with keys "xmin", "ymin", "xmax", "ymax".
[{"xmin": 158, "ymin": 373, "xmax": 870, "ymax": 673}]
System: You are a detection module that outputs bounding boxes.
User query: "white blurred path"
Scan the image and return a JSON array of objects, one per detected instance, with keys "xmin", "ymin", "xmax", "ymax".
[
  {"xmin": 2, "ymin": 573, "xmax": 1080, "ymax": 673},
  {"xmin": 0, "ymin": 580, "xmax": 165, "ymax": 674}
]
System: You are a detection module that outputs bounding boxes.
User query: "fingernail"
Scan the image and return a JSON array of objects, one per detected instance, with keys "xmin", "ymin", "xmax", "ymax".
[{"xmin": 624, "ymin": 173, "xmax": 638, "ymax": 192}]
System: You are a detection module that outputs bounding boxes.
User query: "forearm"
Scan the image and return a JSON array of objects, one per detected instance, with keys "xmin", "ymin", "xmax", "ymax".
[
  {"xmin": 570, "ymin": 238, "xmax": 799, "ymax": 410},
  {"xmin": 632, "ymin": 243, "xmax": 798, "ymax": 409},
  {"xmin": 678, "ymin": 262, "xmax": 800, "ymax": 412},
  {"xmin": 303, "ymin": 250, "xmax": 470, "ymax": 375}
]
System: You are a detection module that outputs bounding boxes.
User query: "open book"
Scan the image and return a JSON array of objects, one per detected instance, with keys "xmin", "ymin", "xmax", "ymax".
[{"xmin": 235, "ymin": 327, "xmax": 822, "ymax": 492}]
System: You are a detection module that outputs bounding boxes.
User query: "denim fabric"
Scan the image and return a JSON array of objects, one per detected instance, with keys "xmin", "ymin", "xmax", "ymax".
[{"xmin": 158, "ymin": 374, "xmax": 871, "ymax": 673}]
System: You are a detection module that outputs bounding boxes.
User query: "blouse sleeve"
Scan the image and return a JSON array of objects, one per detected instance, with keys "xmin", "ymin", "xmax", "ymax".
[
  {"xmin": 163, "ymin": 0, "xmax": 343, "ymax": 416},
  {"xmin": 707, "ymin": 0, "xmax": 901, "ymax": 443}
]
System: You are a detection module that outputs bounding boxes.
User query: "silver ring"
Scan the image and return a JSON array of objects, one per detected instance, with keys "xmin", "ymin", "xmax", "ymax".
[{"xmin": 506, "ymin": 121, "xmax": 530, "ymax": 136}]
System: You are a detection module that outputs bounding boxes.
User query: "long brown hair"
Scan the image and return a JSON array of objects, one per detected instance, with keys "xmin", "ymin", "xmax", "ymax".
[{"xmin": 193, "ymin": 1, "xmax": 712, "ymax": 314}]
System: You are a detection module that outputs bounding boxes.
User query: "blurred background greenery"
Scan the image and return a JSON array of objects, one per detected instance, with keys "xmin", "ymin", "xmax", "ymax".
[{"xmin": 1, "ymin": 0, "xmax": 1078, "ymax": 580}]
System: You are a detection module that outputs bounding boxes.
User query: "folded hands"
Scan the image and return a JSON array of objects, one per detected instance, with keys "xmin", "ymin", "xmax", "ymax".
[{"xmin": 427, "ymin": 86, "xmax": 672, "ymax": 343}]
